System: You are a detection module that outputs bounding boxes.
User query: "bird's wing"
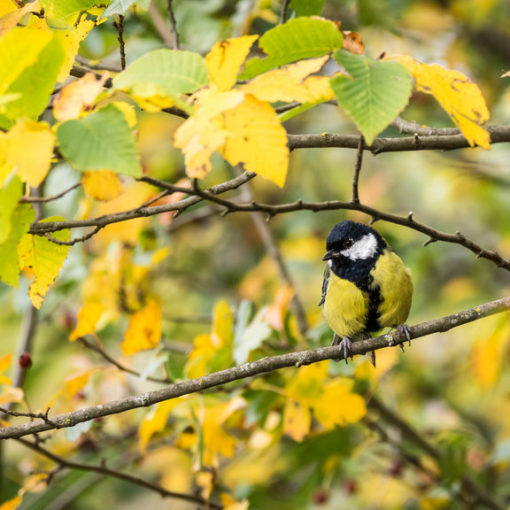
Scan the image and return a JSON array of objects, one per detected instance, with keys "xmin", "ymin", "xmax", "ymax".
[{"xmin": 318, "ymin": 264, "xmax": 330, "ymax": 306}]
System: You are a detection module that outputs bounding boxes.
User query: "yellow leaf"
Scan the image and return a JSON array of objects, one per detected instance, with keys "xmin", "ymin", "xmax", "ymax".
[
  {"xmin": 0, "ymin": 1, "xmax": 40, "ymax": 37},
  {"xmin": 185, "ymin": 334, "xmax": 216, "ymax": 379},
  {"xmin": 206, "ymin": 35, "xmax": 258, "ymax": 92},
  {"xmin": 82, "ymin": 170, "xmax": 123, "ymax": 201},
  {"xmin": 0, "ymin": 495, "xmax": 23, "ymax": 510},
  {"xmin": 200, "ymin": 399, "xmax": 245, "ymax": 466},
  {"xmin": 0, "ymin": 28, "xmax": 52, "ymax": 96},
  {"xmin": 0, "ymin": 353, "xmax": 12, "ymax": 385},
  {"xmin": 57, "ymin": 20, "xmax": 95, "ymax": 82},
  {"xmin": 17, "ymin": 218, "xmax": 70, "ymax": 309},
  {"xmin": 53, "ymin": 73, "xmax": 107, "ymax": 121},
  {"xmin": 0, "ymin": 0, "xmax": 19, "ymax": 17},
  {"xmin": 211, "ymin": 299, "xmax": 233, "ymax": 348},
  {"xmin": 121, "ymin": 300, "xmax": 162, "ymax": 355},
  {"xmin": 471, "ymin": 320, "xmax": 510, "ymax": 388},
  {"xmin": 110, "ymin": 101, "xmax": 137, "ymax": 127},
  {"xmin": 391, "ymin": 55, "xmax": 490, "ymax": 149},
  {"xmin": 6, "ymin": 119, "xmax": 54, "ymax": 188},
  {"xmin": 0, "ymin": 386, "xmax": 23, "ymax": 405},
  {"xmin": 139, "ymin": 399, "xmax": 183, "ymax": 452},
  {"xmin": 197, "ymin": 471, "xmax": 214, "ymax": 500},
  {"xmin": 286, "ymin": 361, "xmax": 328, "ymax": 407},
  {"xmin": 174, "ymin": 90, "xmax": 244, "ymax": 178},
  {"xmin": 265, "ymin": 284, "xmax": 295, "ymax": 331},
  {"xmin": 65, "ymin": 369, "xmax": 96, "ymax": 398},
  {"xmin": 220, "ymin": 94, "xmax": 289, "ymax": 187},
  {"xmin": 240, "ymin": 56, "xmax": 334, "ymax": 103},
  {"xmin": 69, "ymin": 302, "xmax": 105, "ymax": 341},
  {"xmin": 313, "ymin": 378, "xmax": 366, "ymax": 428},
  {"xmin": 283, "ymin": 399, "xmax": 311, "ymax": 441},
  {"xmin": 220, "ymin": 493, "xmax": 249, "ymax": 510}
]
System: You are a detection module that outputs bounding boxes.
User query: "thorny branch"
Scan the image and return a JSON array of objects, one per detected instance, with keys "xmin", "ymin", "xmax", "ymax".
[
  {"xmin": 30, "ymin": 172, "xmax": 510, "ymax": 271},
  {"xmin": 0, "ymin": 296, "xmax": 508, "ymax": 440},
  {"xmin": 17, "ymin": 438, "xmax": 222, "ymax": 509}
]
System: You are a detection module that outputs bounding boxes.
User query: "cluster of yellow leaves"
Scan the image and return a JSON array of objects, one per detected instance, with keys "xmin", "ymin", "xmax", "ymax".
[
  {"xmin": 391, "ymin": 55, "xmax": 491, "ymax": 149},
  {"xmin": 175, "ymin": 36, "xmax": 334, "ymax": 187},
  {"xmin": 284, "ymin": 361, "xmax": 366, "ymax": 441},
  {"xmin": 186, "ymin": 300, "xmax": 233, "ymax": 378}
]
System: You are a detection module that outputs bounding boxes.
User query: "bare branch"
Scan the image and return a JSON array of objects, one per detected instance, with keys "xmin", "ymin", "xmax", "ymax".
[
  {"xmin": 287, "ymin": 125, "xmax": 510, "ymax": 153},
  {"xmin": 44, "ymin": 226, "xmax": 102, "ymax": 246},
  {"xmin": 148, "ymin": 0, "xmax": 177, "ymax": 47},
  {"xmin": 351, "ymin": 135, "xmax": 364, "ymax": 203},
  {"xmin": 78, "ymin": 337, "xmax": 171, "ymax": 384},
  {"xmin": 280, "ymin": 0, "xmax": 291, "ymax": 24},
  {"xmin": 19, "ymin": 183, "xmax": 81, "ymax": 204},
  {"xmin": 17, "ymin": 438, "xmax": 221, "ymax": 509},
  {"xmin": 166, "ymin": 0, "xmax": 179, "ymax": 49},
  {"xmin": 29, "ymin": 171, "xmax": 256, "ymax": 235},
  {"xmin": 0, "ymin": 296, "xmax": 508, "ymax": 440},
  {"xmin": 112, "ymin": 15, "xmax": 126, "ymax": 70}
]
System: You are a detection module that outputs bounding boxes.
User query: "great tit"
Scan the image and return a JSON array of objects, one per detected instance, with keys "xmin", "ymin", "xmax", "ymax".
[{"xmin": 319, "ymin": 221, "xmax": 413, "ymax": 364}]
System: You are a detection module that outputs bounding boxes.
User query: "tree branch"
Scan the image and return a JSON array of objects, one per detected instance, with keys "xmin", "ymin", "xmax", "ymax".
[
  {"xmin": 17, "ymin": 438, "xmax": 221, "ymax": 509},
  {"xmin": 287, "ymin": 124, "xmax": 510, "ymax": 153},
  {"xmin": 0, "ymin": 296, "xmax": 508, "ymax": 440},
  {"xmin": 166, "ymin": 0, "xmax": 179, "ymax": 49},
  {"xmin": 18, "ymin": 183, "xmax": 81, "ymax": 203},
  {"xmin": 351, "ymin": 135, "xmax": 364, "ymax": 203},
  {"xmin": 280, "ymin": 0, "xmax": 291, "ymax": 24}
]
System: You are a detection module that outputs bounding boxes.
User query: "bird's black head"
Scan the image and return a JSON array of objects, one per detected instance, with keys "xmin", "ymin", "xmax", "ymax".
[{"xmin": 323, "ymin": 221, "xmax": 386, "ymax": 281}]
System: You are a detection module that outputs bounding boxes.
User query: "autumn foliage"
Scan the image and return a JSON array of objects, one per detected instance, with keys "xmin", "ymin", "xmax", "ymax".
[{"xmin": 0, "ymin": 0, "xmax": 510, "ymax": 509}]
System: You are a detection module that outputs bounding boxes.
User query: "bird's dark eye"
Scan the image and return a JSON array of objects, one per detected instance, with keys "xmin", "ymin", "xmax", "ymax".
[{"xmin": 344, "ymin": 238, "xmax": 354, "ymax": 248}]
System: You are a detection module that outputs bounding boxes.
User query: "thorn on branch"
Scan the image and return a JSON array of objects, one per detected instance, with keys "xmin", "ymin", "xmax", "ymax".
[
  {"xmin": 407, "ymin": 211, "xmax": 414, "ymax": 222},
  {"xmin": 424, "ymin": 237, "xmax": 437, "ymax": 247}
]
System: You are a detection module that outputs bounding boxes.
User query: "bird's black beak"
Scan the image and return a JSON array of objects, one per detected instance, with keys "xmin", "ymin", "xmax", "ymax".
[{"xmin": 322, "ymin": 250, "xmax": 341, "ymax": 261}]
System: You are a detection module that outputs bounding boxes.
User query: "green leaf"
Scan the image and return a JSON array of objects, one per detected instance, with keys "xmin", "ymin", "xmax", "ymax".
[
  {"xmin": 103, "ymin": 0, "xmax": 136, "ymax": 16},
  {"xmin": 57, "ymin": 104, "xmax": 142, "ymax": 177},
  {"xmin": 0, "ymin": 204, "xmax": 35, "ymax": 288},
  {"xmin": 233, "ymin": 307, "xmax": 272, "ymax": 364},
  {"xmin": 113, "ymin": 49, "xmax": 209, "ymax": 97},
  {"xmin": 330, "ymin": 51, "xmax": 412, "ymax": 144},
  {"xmin": 0, "ymin": 28, "xmax": 53, "ymax": 96},
  {"xmin": 41, "ymin": 0, "xmax": 99, "ymax": 21},
  {"xmin": 4, "ymin": 38, "xmax": 66, "ymax": 120},
  {"xmin": 240, "ymin": 17, "xmax": 343, "ymax": 80},
  {"xmin": 290, "ymin": 0, "xmax": 325, "ymax": 17},
  {"xmin": 17, "ymin": 216, "xmax": 70, "ymax": 309},
  {"xmin": 0, "ymin": 176, "xmax": 23, "ymax": 244}
]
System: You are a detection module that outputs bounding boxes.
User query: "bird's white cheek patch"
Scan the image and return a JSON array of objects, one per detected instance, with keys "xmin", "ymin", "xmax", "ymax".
[{"xmin": 341, "ymin": 233, "xmax": 378, "ymax": 260}]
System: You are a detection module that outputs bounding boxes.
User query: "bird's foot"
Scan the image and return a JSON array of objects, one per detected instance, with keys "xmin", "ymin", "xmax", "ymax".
[
  {"xmin": 331, "ymin": 334, "xmax": 352, "ymax": 364},
  {"xmin": 396, "ymin": 324, "xmax": 412, "ymax": 347}
]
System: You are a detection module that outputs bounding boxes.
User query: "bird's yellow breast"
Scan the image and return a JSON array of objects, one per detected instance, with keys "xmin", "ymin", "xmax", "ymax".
[
  {"xmin": 322, "ymin": 271, "xmax": 368, "ymax": 338},
  {"xmin": 369, "ymin": 249, "xmax": 413, "ymax": 327}
]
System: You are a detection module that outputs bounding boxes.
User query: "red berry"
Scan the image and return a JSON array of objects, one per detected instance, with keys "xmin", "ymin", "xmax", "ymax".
[
  {"xmin": 344, "ymin": 479, "xmax": 358, "ymax": 494},
  {"xmin": 18, "ymin": 352, "xmax": 32, "ymax": 369},
  {"xmin": 313, "ymin": 489, "xmax": 329, "ymax": 505},
  {"xmin": 389, "ymin": 460, "xmax": 404, "ymax": 477}
]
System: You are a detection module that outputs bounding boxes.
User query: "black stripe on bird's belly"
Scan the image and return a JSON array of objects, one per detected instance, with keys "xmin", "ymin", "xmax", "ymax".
[{"xmin": 330, "ymin": 258, "xmax": 382, "ymax": 332}]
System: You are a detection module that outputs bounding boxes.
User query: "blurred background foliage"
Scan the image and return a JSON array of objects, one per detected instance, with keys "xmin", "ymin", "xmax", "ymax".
[{"xmin": 2, "ymin": 0, "xmax": 510, "ymax": 509}]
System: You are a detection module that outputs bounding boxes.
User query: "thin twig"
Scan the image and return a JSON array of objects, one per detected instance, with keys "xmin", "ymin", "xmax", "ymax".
[
  {"xmin": 369, "ymin": 396, "xmax": 505, "ymax": 510},
  {"xmin": 16, "ymin": 438, "xmax": 222, "ymax": 509},
  {"xmin": 78, "ymin": 337, "xmax": 171, "ymax": 384},
  {"xmin": 279, "ymin": 0, "xmax": 291, "ymax": 24},
  {"xmin": 166, "ymin": 0, "xmax": 179, "ymax": 49},
  {"xmin": 19, "ymin": 183, "xmax": 81, "ymax": 204},
  {"xmin": 1, "ymin": 296, "xmax": 509, "ymax": 440},
  {"xmin": 148, "ymin": 0, "xmax": 176, "ymax": 47},
  {"xmin": 113, "ymin": 15, "xmax": 126, "ymax": 70},
  {"xmin": 44, "ymin": 226, "xmax": 102, "ymax": 246},
  {"xmin": 352, "ymin": 135, "xmax": 364, "ymax": 203}
]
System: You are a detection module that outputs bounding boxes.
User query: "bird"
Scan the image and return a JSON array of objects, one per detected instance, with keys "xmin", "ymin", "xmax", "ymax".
[{"xmin": 319, "ymin": 220, "xmax": 413, "ymax": 365}]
